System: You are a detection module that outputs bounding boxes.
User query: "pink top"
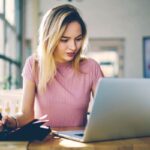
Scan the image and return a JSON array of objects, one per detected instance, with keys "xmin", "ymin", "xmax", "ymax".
[{"xmin": 22, "ymin": 55, "xmax": 103, "ymax": 127}]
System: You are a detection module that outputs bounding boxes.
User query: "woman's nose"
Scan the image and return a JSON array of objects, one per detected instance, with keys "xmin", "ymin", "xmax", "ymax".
[{"xmin": 69, "ymin": 40, "xmax": 76, "ymax": 51}]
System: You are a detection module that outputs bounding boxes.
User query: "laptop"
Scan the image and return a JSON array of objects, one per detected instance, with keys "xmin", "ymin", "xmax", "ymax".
[{"xmin": 54, "ymin": 78, "xmax": 150, "ymax": 142}]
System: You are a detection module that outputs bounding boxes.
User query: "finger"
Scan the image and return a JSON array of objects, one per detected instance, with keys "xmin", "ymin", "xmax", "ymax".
[
  {"xmin": 0, "ymin": 120, "xmax": 4, "ymax": 131},
  {"xmin": 0, "ymin": 126, "xmax": 3, "ymax": 132},
  {"xmin": 0, "ymin": 121, "xmax": 3, "ymax": 126},
  {"xmin": 39, "ymin": 114, "xmax": 48, "ymax": 120},
  {"xmin": 2, "ymin": 115, "xmax": 10, "ymax": 125}
]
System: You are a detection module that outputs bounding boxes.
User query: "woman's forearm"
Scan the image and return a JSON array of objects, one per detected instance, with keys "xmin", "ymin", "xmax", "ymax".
[{"xmin": 15, "ymin": 111, "xmax": 34, "ymax": 128}]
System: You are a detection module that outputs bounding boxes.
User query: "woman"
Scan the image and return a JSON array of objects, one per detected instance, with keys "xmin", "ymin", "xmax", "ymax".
[{"xmin": 0, "ymin": 4, "xmax": 103, "ymax": 129}]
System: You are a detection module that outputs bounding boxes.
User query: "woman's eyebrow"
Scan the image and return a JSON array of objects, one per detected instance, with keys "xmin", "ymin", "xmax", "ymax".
[
  {"xmin": 76, "ymin": 34, "xmax": 82, "ymax": 38},
  {"xmin": 61, "ymin": 36, "xmax": 69, "ymax": 39},
  {"xmin": 61, "ymin": 34, "xmax": 82, "ymax": 39}
]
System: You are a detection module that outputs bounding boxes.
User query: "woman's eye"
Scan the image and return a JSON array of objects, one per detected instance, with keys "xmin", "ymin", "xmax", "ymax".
[
  {"xmin": 76, "ymin": 38, "xmax": 82, "ymax": 41},
  {"xmin": 60, "ymin": 39, "xmax": 68, "ymax": 42}
]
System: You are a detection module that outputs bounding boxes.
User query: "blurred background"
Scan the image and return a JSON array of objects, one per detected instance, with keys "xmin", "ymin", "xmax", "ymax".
[{"xmin": 0, "ymin": 0, "xmax": 150, "ymax": 90}]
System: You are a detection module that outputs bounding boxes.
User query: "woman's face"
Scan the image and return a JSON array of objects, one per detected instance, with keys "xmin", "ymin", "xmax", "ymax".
[{"xmin": 54, "ymin": 21, "xmax": 83, "ymax": 63}]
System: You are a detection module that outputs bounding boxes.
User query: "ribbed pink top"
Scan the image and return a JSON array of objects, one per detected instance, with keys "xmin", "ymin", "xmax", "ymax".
[{"xmin": 22, "ymin": 56, "xmax": 103, "ymax": 127}]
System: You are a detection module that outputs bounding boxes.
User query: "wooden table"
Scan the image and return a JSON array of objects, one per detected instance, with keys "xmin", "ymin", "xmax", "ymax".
[
  {"xmin": 28, "ymin": 136, "xmax": 150, "ymax": 150},
  {"xmin": 0, "ymin": 142, "xmax": 28, "ymax": 150},
  {"xmin": 1, "ymin": 129, "xmax": 150, "ymax": 150},
  {"xmin": 1, "ymin": 136, "xmax": 150, "ymax": 150}
]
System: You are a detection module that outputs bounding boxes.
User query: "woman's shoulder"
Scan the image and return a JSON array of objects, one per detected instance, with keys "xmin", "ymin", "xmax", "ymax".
[
  {"xmin": 80, "ymin": 57, "xmax": 99, "ymax": 67},
  {"xmin": 25, "ymin": 54, "xmax": 39, "ymax": 65},
  {"xmin": 23, "ymin": 54, "xmax": 39, "ymax": 82},
  {"xmin": 79, "ymin": 57, "xmax": 100, "ymax": 74},
  {"xmin": 26, "ymin": 53, "xmax": 38, "ymax": 61}
]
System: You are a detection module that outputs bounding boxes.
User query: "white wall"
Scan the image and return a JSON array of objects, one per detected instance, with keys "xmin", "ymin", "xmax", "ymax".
[
  {"xmin": 25, "ymin": 0, "xmax": 39, "ymax": 50},
  {"xmin": 25, "ymin": 0, "xmax": 150, "ymax": 78}
]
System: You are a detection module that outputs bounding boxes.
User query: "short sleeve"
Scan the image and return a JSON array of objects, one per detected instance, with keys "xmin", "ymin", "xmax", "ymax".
[
  {"xmin": 21, "ymin": 56, "xmax": 35, "ymax": 82},
  {"xmin": 90, "ymin": 59, "xmax": 104, "ymax": 89}
]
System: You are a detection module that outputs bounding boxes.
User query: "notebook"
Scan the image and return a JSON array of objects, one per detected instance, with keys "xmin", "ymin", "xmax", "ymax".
[{"xmin": 54, "ymin": 78, "xmax": 150, "ymax": 142}]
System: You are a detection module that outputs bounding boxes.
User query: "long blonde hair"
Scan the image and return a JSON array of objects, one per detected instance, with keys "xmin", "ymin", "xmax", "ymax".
[{"xmin": 37, "ymin": 4, "xmax": 87, "ymax": 92}]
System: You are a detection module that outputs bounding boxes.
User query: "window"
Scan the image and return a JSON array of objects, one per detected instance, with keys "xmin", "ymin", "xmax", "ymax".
[
  {"xmin": 5, "ymin": 0, "xmax": 15, "ymax": 26},
  {"xmin": 86, "ymin": 38, "xmax": 125, "ymax": 77},
  {"xmin": 5, "ymin": 26, "xmax": 17, "ymax": 59},
  {"xmin": 0, "ymin": 0, "xmax": 4, "ymax": 13},
  {"xmin": 0, "ymin": 19, "xmax": 4, "ymax": 54},
  {"xmin": 0, "ymin": 0, "xmax": 23, "ymax": 89}
]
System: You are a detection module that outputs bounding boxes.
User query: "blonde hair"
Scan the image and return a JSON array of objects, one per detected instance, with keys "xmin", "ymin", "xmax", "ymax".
[{"xmin": 37, "ymin": 4, "xmax": 87, "ymax": 92}]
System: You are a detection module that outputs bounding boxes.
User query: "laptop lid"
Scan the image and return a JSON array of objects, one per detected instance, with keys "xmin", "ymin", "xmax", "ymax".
[{"xmin": 83, "ymin": 78, "xmax": 150, "ymax": 142}]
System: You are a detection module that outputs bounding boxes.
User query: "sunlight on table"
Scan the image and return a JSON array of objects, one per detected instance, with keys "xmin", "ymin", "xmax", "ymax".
[{"xmin": 59, "ymin": 139, "xmax": 87, "ymax": 148}]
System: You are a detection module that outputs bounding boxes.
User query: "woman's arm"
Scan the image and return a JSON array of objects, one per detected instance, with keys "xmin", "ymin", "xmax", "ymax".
[
  {"xmin": 16, "ymin": 78, "xmax": 36, "ymax": 127},
  {"xmin": 91, "ymin": 86, "xmax": 96, "ymax": 97}
]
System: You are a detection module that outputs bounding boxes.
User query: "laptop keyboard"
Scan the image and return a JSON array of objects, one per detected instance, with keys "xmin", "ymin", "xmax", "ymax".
[{"xmin": 75, "ymin": 133, "xmax": 84, "ymax": 137}]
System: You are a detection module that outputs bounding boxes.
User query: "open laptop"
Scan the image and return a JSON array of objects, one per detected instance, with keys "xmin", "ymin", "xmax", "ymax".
[{"xmin": 54, "ymin": 78, "xmax": 150, "ymax": 142}]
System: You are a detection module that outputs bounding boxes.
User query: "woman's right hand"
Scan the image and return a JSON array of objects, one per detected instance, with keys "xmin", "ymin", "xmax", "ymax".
[
  {"xmin": 0, "ymin": 119, "xmax": 4, "ymax": 132},
  {"xmin": 0, "ymin": 115, "xmax": 17, "ymax": 131}
]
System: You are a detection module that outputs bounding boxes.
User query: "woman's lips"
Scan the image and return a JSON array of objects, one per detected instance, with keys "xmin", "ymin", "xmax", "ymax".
[{"xmin": 66, "ymin": 52, "xmax": 75, "ymax": 57}]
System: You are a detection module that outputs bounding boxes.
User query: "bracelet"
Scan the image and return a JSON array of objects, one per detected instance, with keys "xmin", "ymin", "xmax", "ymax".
[{"xmin": 11, "ymin": 116, "xmax": 19, "ymax": 129}]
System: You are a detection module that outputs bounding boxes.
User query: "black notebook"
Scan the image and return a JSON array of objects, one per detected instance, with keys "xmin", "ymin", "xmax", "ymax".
[{"xmin": 0, "ymin": 115, "xmax": 51, "ymax": 141}]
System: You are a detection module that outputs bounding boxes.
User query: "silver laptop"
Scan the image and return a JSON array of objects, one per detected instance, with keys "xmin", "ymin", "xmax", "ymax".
[{"xmin": 54, "ymin": 78, "xmax": 150, "ymax": 142}]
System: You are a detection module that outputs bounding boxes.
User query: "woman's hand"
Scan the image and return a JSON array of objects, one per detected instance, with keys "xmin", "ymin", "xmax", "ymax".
[
  {"xmin": 0, "ymin": 119, "xmax": 4, "ymax": 132},
  {"xmin": 0, "ymin": 115, "xmax": 17, "ymax": 131}
]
